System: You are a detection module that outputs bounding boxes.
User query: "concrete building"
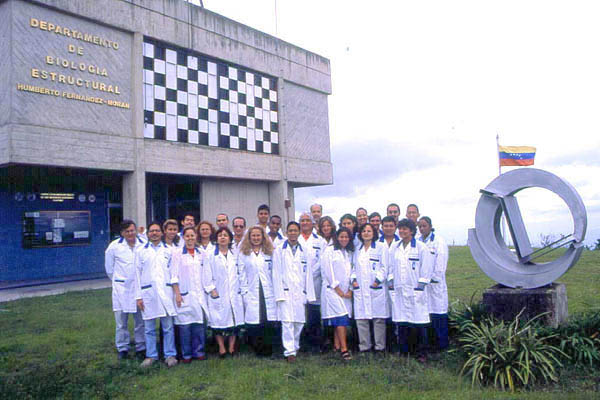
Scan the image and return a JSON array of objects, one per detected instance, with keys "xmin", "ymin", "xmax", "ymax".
[{"xmin": 0, "ymin": 0, "xmax": 332, "ymax": 284}]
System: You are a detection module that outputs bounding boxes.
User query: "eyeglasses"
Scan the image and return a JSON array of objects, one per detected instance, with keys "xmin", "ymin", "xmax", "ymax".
[{"xmin": 233, "ymin": 225, "xmax": 245, "ymax": 229}]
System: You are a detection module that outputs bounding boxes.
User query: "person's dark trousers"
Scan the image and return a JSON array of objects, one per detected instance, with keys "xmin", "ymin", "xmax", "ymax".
[
  {"xmin": 386, "ymin": 319, "xmax": 395, "ymax": 352},
  {"xmin": 397, "ymin": 324, "xmax": 428, "ymax": 356},
  {"xmin": 397, "ymin": 324, "xmax": 410, "ymax": 354},
  {"xmin": 430, "ymin": 313, "xmax": 449, "ymax": 351},
  {"xmin": 305, "ymin": 304, "xmax": 322, "ymax": 353},
  {"xmin": 415, "ymin": 326, "xmax": 429, "ymax": 357}
]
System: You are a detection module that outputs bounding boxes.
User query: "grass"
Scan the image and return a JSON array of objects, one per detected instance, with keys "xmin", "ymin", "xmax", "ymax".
[{"xmin": 0, "ymin": 246, "xmax": 599, "ymax": 399}]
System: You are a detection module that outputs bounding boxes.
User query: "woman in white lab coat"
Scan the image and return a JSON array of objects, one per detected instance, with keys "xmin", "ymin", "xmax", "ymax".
[
  {"xmin": 272, "ymin": 221, "xmax": 316, "ymax": 361},
  {"xmin": 351, "ymin": 223, "xmax": 389, "ymax": 353},
  {"xmin": 196, "ymin": 221, "xmax": 216, "ymax": 256},
  {"xmin": 388, "ymin": 218, "xmax": 434, "ymax": 361},
  {"xmin": 418, "ymin": 216, "xmax": 449, "ymax": 351},
  {"xmin": 162, "ymin": 219, "xmax": 181, "ymax": 248},
  {"xmin": 171, "ymin": 227, "xmax": 208, "ymax": 363},
  {"xmin": 321, "ymin": 227, "xmax": 354, "ymax": 360},
  {"xmin": 238, "ymin": 226, "xmax": 278, "ymax": 356},
  {"xmin": 203, "ymin": 227, "xmax": 244, "ymax": 357},
  {"xmin": 340, "ymin": 213, "xmax": 361, "ymax": 248}
]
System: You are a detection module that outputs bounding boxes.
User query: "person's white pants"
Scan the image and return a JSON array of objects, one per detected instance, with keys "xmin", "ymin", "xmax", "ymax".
[{"xmin": 281, "ymin": 321, "xmax": 304, "ymax": 357}]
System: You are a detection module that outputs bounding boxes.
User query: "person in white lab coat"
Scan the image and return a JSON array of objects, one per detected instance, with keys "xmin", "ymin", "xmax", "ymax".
[
  {"xmin": 267, "ymin": 215, "xmax": 286, "ymax": 248},
  {"xmin": 317, "ymin": 216, "xmax": 336, "ymax": 248},
  {"xmin": 317, "ymin": 215, "xmax": 336, "ymax": 352},
  {"xmin": 238, "ymin": 226, "xmax": 278, "ymax": 356},
  {"xmin": 379, "ymin": 215, "xmax": 400, "ymax": 351},
  {"xmin": 176, "ymin": 213, "xmax": 196, "ymax": 248},
  {"xmin": 356, "ymin": 207, "xmax": 368, "ymax": 229},
  {"xmin": 418, "ymin": 216, "xmax": 449, "ymax": 351},
  {"xmin": 257, "ymin": 204, "xmax": 270, "ymax": 232},
  {"xmin": 298, "ymin": 212, "xmax": 325, "ymax": 353},
  {"xmin": 273, "ymin": 221, "xmax": 316, "ymax": 362},
  {"xmin": 340, "ymin": 213, "xmax": 360, "ymax": 248},
  {"xmin": 231, "ymin": 216, "xmax": 246, "ymax": 258},
  {"xmin": 321, "ymin": 227, "xmax": 354, "ymax": 360},
  {"xmin": 196, "ymin": 221, "xmax": 215, "ymax": 256},
  {"xmin": 351, "ymin": 223, "xmax": 389, "ymax": 353},
  {"xmin": 105, "ymin": 219, "xmax": 147, "ymax": 360},
  {"xmin": 388, "ymin": 218, "xmax": 434, "ymax": 361},
  {"xmin": 162, "ymin": 219, "xmax": 181, "ymax": 248},
  {"xmin": 203, "ymin": 227, "xmax": 244, "ymax": 357},
  {"xmin": 406, "ymin": 204, "xmax": 421, "ymax": 240},
  {"xmin": 369, "ymin": 212, "xmax": 382, "ymax": 237},
  {"xmin": 134, "ymin": 222, "xmax": 178, "ymax": 368},
  {"xmin": 171, "ymin": 227, "xmax": 208, "ymax": 363}
]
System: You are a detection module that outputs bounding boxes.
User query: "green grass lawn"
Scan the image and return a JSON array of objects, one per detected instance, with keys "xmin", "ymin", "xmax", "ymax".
[{"xmin": 0, "ymin": 246, "xmax": 598, "ymax": 399}]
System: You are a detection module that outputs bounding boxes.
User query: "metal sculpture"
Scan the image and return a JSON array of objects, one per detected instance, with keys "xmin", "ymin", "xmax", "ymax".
[{"xmin": 468, "ymin": 168, "xmax": 587, "ymax": 289}]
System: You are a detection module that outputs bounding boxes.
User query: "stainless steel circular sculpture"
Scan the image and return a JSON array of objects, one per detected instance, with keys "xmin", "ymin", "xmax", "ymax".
[{"xmin": 468, "ymin": 168, "xmax": 587, "ymax": 289}]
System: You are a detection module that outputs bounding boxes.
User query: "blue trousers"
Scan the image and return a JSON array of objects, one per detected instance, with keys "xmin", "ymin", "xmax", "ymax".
[
  {"xmin": 430, "ymin": 313, "xmax": 449, "ymax": 350},
  {"xmin": 304, "ymin": 304, "xmax": 322, "ymax": 351},
  {"xmin": 397, "ymin": 325, "xmax": 428, "ymax": 356},
  {"xmin": 178, "ymin": 323, "xmax": 206, "ymax": 360},
  {"xmin": 144, "ymin": 316, "xmax": 176, "ymax": 359}
]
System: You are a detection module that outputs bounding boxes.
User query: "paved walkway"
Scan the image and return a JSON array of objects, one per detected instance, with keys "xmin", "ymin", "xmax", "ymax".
[{"xmin": 0, "ymin": 278, "xmax": 111, "ymax": 303}]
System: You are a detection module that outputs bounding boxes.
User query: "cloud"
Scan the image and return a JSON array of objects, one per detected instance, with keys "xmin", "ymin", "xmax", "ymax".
[
  {"xmin": 545, "ymin": 146, "xmax": 600, "ymax": 167},
  {"xmin": 302, "ymin": 139, "xmax": 448, "ymax": 199}
]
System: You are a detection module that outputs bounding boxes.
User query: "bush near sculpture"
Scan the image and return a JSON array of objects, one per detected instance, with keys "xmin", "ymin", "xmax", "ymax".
[{"xmin": 449, "ymin": 301, "xmax": 600, "ymax": 391}]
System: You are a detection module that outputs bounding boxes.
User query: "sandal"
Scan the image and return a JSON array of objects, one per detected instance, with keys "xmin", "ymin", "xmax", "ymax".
[{"xmin": 341, "ymin": 351, "xmax": 352, "ymax": 361}]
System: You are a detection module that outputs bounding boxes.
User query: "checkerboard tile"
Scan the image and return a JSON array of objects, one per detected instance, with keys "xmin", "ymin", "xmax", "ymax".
[{"xmin": 142, "ymin": 39, "xmax": 279, "ymax": 154}]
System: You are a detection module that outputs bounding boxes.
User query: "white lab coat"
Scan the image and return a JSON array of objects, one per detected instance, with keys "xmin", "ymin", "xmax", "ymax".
[
  {"xmin": 238, "ymin": 250, "xmax": 277, "ymax": 323},
  {"xmin": 321, "ymin": 246, "xmax": 353, "ymax": 318},
  {"xmin": 268, "ymin": 231, "xmax": 286, "ymax": 248},
  {"xmin": 134, "ymin": 241, "xmax": 177, "ymax": 320},
  {"xmin": 170, "ymin": 246, "xmax": 208, "ymax": 325},
  {"xmin": 231, "ymin": 238, "xmax": 243, "ymax": 259},
  {"xmin": 197, "ymin": 242, "xmax": 215, "ymax": 257},
  {"xmin": 388, "ymin": 238, "xmax": 434, "ymax": 324},
  {"xmin": 379, "ymin": 234, "xmax": 400, "ymax": 319},
  {"xmin": 351, "ymin": 241, "xmax": 389, "ymax": 319},
  {"xmin": 203, "ymin": 247, "xmax": 244, "ymax": 329},
  {"xmin": 421, "ymin": 232, "xmax": 449, "ymax": 314},
  {"xmin": 272, "ymin": 240, "xmax": 316, "ymax": 323},
  {"xmin": 105, "ymin": 235, "xmax": 146, "ymax": 313},
  {"xmin": 298, "ymin": 232, "xmax": 325, "ymax": 305}
]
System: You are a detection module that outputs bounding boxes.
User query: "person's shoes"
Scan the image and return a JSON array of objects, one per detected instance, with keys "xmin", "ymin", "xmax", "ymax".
[
  {"xmin": 219, "ymin": 352, "xmax": 227, "ymax": 359},
  {"xmin": 193, "ymin": 355, "xmax": 206, "ymax": 361},
  {"xmin": 286, "ymin": 355, "xmax": 296, "ymax": 363},
  {"xmin": 374, "ymin": 349, "xmax": 386, "ymax": 357},
  {"xmin": 341, "ymin": 351, "xmax": 353, "ymax": 361},
  {"xmin": 135, "ymin": 350, "xmax": 146, "ymax": 361},
  {"xmin": 165, "ymin": 356, "xmax": 178, "ymax": 368},
  {"xmin": 118, "ymin": 351, "xmax": 128, "ymax": 360},
  {"xmin": 181, "ymin": 358, "xmax": 192, "ymax": 364},
  {"xmin": 417, "ymin": 354, "xmax": 427, "ymax": 364},
  {"xmin": 140, "ymin": 358, "xmax": 156, "ymax": 368}
]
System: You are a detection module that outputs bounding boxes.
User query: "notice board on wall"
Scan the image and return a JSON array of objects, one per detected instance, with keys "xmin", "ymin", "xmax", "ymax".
[{"xmin": 22, "ymin": 211, "xmax": 91, "ymax": 249}]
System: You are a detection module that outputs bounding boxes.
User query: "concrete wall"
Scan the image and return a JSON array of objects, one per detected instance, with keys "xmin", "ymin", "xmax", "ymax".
[
  {"xmin": 200, "ymin": 179, "xmax": 269, "ymax": 226},
  {"xmin": 31, "ymin": 0, "xmax": 331, "ymax": 94},
  {"xmin": 144, "ymin": 139, "xmax": 282, "ymax": 181},
  {"xmin": 0, "ymin": 1, "xmax": 12, "ymax": 130}
]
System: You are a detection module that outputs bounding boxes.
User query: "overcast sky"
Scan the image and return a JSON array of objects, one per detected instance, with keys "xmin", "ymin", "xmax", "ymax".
[{"xmin": 202, "ymin": 0, "xmax": 600, "ymax": 246}]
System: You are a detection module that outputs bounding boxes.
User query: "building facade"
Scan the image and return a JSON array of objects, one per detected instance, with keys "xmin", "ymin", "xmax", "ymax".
[{"xmin": 0, "ymin": 0, "xmax": 332, "ymax": 284}]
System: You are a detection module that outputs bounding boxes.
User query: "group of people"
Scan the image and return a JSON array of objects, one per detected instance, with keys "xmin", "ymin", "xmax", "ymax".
[{"xmin": 104, "ymin": 202, "xmax": 449, "ymax": 368}]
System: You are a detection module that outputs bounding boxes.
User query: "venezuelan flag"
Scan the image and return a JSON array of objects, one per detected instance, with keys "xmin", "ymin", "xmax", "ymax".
[{"xmin": 498, "ymin": 145, "xmax": 536, "ymax": 166}]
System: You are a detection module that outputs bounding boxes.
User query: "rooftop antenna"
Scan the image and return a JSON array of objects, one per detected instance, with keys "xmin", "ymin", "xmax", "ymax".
[{"xmin": 274, "ymin": 0, "xmax": 278, "ymax": 36}]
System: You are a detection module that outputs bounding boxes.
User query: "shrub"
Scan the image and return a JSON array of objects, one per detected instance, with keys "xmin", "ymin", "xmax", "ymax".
[
  {"xmin": 457, "ymin": 311, "xmax": 566, "ymax": 391},
  {"xmin": 546, "ymin": 310, "xmax": 600, "ymax": 367},
  {"xmin": 448, "ymin": 294, "xmax": 490, "ymax": 337}
]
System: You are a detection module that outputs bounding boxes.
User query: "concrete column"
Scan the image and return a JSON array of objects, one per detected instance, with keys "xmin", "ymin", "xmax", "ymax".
[
  {"xmin": 268, "ymin": 180, "xmax": 289, "ymax": 225},
  {"xmin": 275, "ymin": 77, "xmax": 292, "ymax": 224},
  {"xmin": 123, "ymin": 32, "xmax": 146, "ymax": 227}
]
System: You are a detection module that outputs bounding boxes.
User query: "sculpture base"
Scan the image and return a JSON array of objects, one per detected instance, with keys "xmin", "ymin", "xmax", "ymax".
[{"xmin": 482, "ymin": 283, "xmax": 568, "ymax": 328}]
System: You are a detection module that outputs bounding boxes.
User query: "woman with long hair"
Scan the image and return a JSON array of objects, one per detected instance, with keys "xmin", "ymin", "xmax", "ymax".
[
  {"xmin": 196, "ymin": 221, "xmax": 215, "ymax": 255},
  {"xmin": 351, "ymin": 223, "xmax": 389, "ymax": 354},
  {"xmin": 321, "ymin": 227, "xmax": 354, "ymax": 360},
  {"xmin": 203, "ymin": 227, "xmax": 244, "ymax": 357},
  {"xmin": 171, "ymin": 227, "xmax": 208, "ymax": 363},
  {"xmin": 238, "ymin": 226, "xmax": 278, "ymax": 356}
]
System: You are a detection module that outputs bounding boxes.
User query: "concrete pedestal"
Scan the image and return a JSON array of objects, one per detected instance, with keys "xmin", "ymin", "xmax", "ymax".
[{"xmin": 482, "ymin": 283, "xmax": 568, "ymax": 328}]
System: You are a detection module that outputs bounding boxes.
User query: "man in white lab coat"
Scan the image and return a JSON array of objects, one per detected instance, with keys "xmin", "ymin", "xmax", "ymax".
[
  {"xmin": 298, "ymin": 212, "xmax": 325, "ymax": 353},
  {"xmin": 134, "ymin": 222, "xmax": 178, "ymax": 368},
  {"xmin": 273, "ymin": 221, "xmax": 316, "ymax": 362},
  {"xmin": 105, "ymin": 220, "xmax": 147, "ymax": 360},
  {"xmin": 231, "ymin": 216, "xmax": 246, "ymax": 257},
  {"xmin": 267, "ymin": 215, "xmax": 286, "ymax": 248}
]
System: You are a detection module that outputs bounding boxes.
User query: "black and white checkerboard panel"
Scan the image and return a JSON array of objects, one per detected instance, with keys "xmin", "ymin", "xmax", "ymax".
[{"xmin": 142, "ymin": 40, "xmax": 279, "ymax": 155}]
